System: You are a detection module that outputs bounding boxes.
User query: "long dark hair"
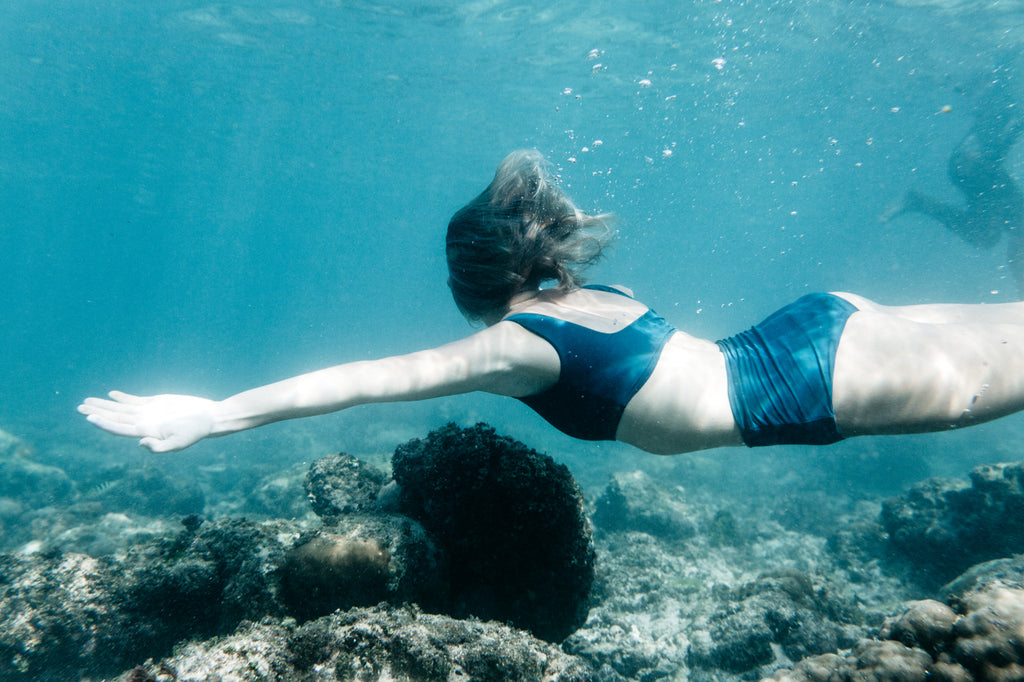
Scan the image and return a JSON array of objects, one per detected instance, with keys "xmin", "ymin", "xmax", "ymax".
[{"xmin": 446, "ymin": 150, "xmax": 612, "ymax": 322}]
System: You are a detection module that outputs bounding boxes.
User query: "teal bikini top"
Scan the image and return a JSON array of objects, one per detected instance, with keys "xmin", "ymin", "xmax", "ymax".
[{"xmin": 505, "ymin": 285, "xmax": 677, "ymax": 441}]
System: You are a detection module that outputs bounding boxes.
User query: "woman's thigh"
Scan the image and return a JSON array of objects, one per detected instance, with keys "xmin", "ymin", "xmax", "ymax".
[{"xmin": 832, "ymin": 305, "xmax": 1024, "ymax": 436}]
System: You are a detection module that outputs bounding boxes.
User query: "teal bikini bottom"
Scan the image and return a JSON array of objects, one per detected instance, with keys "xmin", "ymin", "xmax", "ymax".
[{"xmin": 716, "ymin": 293, "xmax": 858, "ymax": 447}]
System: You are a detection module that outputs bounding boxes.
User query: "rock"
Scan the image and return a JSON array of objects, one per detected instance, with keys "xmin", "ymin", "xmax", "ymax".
[
  {"xmin": 81, "ymin": 466, "xmax": 205, "ymax": 518},
  {"xmin": 881, "ymin": 462, "xmax": 1024, "ymax": 585},
  {"xmin": 763, "ymin": 640, "xmax": 932, "ymax": 681},
  {"xmin": 112, "ymin": 605, "xmax": 596, "ymax": 681},
  {"xmin": 392, "ymin": 422, "xmax": 595, "ymax": 642},
  {"xmin": 688, "ymin": 568, "xmax": 862, "ymax": 675},
  {"xmin": 0, "ymin": 427, "xmax": 32, "ymax": 460},
  {"xmin": 951, "ymin": 587, "xmax": 1024, "ymax": 680},
  {"xmin": 939, "ymin": 554, "xmax": 1024, "ymax": 599},
  {"xmin": 879, "ymin": 599, "xmax": 957, "ymax": 656},
  {"xmin": 592, "ymin": 470, "xmax": 698, "ymax": 542},
  {"xmin": 768, "ymin": 586, "xmax": 1024, "ymax": 682},
  {"xmin": 0, "ymin": 453, "xmax": 73, "ymax": 510},
  {"xmin": 0, "ymin": 552, "xmax": 128, "ymax": 680},
  {"xmin": 0, "ymin": 518, "xmax": 301, "ymax": 680},
  {"xmin": 279, "ymin": 513, "xmax": 446, "ymax": 621},
  {"xmin": 304, "ymin": 452, "xmax": 389, "ymax": 519}
]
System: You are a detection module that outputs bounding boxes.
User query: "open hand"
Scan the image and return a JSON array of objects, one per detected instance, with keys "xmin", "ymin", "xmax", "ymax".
[{"xmin": 78, "ymin": 391, "xmax": 217, "ymax": 453}]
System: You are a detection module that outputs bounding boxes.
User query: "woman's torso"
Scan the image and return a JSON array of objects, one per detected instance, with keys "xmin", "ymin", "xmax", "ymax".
[{"xmin": 501, "ymin": 287, "xmax": 741, "ymax": 454}]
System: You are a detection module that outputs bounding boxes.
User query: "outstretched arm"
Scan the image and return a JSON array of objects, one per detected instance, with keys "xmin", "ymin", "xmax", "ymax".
[{"xmin": 78, "ymin": 322, "xmax": 558, "ymax": 453}]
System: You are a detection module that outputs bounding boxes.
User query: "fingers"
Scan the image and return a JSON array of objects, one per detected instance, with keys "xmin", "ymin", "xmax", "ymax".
[
  {"xmin": 108, "ymin": 391, "xmax": 152, "ymax": 404},
  {"xmin": 82, "ymin": 413, "xmax": 142, "ymax": 438},
  {"xmin": 79, "ymin": 398, "xmax": 137, "ymax": 417},
  {"xmin": 78, "ymin": 401, "xmax": 142, "ymax": 427}
]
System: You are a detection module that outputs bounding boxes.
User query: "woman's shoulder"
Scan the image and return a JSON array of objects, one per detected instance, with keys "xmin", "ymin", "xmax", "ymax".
[{"xmin": 506, "ymin": 285, "xmax": 649, "ymax": 331}]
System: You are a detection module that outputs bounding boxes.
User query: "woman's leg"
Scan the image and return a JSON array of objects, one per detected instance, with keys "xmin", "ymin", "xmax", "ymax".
[
  {"xmin": 835, "ymin": 292, "xmax": 1024, "ymax": 324},
  {"xmin": 831, "ymin": 294, "xmax": 1024, "ymax": 436}
]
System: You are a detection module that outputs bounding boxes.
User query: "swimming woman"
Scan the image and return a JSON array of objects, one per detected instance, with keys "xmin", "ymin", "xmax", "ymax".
[
  {"xmin": 80, "ymin": 150, "xmax": 1024, "ymax": 455},
  {"xmin": 881, "ymin": 78, "xmax": 1024, "ymax": 292}
]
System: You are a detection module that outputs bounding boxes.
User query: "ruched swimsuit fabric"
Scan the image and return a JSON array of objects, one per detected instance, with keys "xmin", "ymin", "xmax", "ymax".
[
  {"xmin": 505, "ymin": 285, "xmax": 678, "ymax": 441},
  {"xmin": 715, "ymin": 293, "xmax": 858, "ymax": 447}
]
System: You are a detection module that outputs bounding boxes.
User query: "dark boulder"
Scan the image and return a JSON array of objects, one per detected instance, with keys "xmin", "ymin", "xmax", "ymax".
[{"xmin": 392, "ymin": 423, "xmax": 595, "ymax": 642}]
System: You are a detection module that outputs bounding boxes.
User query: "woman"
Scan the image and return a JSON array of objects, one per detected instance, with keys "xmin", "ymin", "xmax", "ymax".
[
  {"xmin": 881, "ymin": 78, "xmax": 1024, "ymax": 292},
  {"xmin": 80, "ymin": 150, "xmax": 1024, "ymax": 455}
]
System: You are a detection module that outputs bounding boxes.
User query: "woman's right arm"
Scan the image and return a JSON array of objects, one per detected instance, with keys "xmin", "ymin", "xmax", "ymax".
[{"xmin": 78, "ymin": 322, "xmax": 560, "ymax": 453}]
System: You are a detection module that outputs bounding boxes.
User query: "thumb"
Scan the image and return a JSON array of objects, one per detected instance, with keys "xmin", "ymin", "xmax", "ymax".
[{"xmin": 139, "ymin": 437, "xmax": 171, "ymax": 453}]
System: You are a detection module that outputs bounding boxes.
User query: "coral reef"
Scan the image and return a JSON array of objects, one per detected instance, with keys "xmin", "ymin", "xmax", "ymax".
[
  {"xmin": 304, "ymin": 452, "xmax": 390, "ymax": 519},
  {"xmin": 113, "ymin": 605, "xmax": 595, "ymax": 682},
  {"xmin": 279, "ymin": 513, "xmax": 446, "ymax": 621},
  {"xmin": 767, "ymin": 585, "xmax": 1024, "ymax": 681},
  {"xmin": 0, "ymin": 518, "xmax": 299, "ymax": 679},
  {"xmin": 687, "ymin": 568, "xmax": 864, "ymax": 673},
  {"xmin": 0, "ymin": 423, "xmax": 597, "ymax": 678},
  {"xmin": 392, "ymin": 422, "xmax": 595, "ymax": 642},
  {"xmin": 881, "ymin": 462, "xmax": 1024, "ymax": 585},
  {"xmin": 0, "ymin": 513, "xmax": 446, "ymax": 680},
  {"xmin": 14, "ymin": 418, "xmax": 1024, "ymax": 682},
  {"xmin": 592, "ymin": 469, "xmax": 697, "ymax": 542}
]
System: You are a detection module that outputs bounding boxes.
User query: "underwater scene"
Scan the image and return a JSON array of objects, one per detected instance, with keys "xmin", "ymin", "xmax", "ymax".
[{"xmin": 4, "ymin": 0, "xmax": 1024, "ymax": 679}]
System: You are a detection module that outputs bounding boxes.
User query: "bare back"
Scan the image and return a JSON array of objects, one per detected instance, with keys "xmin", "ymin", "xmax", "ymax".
[{"xmin": 501, "ymin": 287, "xmax": 741, "ymax": 454}]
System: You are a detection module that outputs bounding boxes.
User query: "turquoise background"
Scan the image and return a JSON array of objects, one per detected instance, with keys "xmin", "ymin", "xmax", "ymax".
[{"xmin": 2, "ymin": 0, "xmax": 1022, "ymax": 494}]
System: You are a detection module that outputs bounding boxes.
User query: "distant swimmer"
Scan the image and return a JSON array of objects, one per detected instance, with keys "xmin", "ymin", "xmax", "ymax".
[
  {"xmin": 81, "ymin": 149, "xmax": 1024, "ymax": 456},
  {"xmin": 881, "ymin": 76, "xmax": 1024, "ymax": 291}
]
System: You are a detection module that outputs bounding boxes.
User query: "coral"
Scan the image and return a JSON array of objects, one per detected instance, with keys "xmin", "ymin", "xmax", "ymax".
[
  {"xmin": 392, "ymin": 423, "xmax": 595, "ymax": 642},
  {"xmin": 0, "ymin": 518, "xmax": 300, "ymax": 680},
  {"xmin": 881, "ymin": 462, "xmax": 1024, "ymax": 585},
  {"xmin": 278, "ymin": 513, "xmax": 446, "ymax": 621},
  {"xmin": 763, "ymin": 640, "xmax": 932, "ymax": 682},
  {"xmin": 879, "ymin": 599, "xmax": 958, "ymax": 656},
  {"xmin": 940, "ymin": 554, "xmax": 1024, "ymax": 599},
  {"xmin": 952, "ymin": 587, "xmax": 1024, "ymax": 680},
  {"xmin": 278, "ymin": 534, "xmax": 390, "ymax": 620},
  {"xmin": 688, "ymin": 568, "xmax": 862, "ymax": 674},
  {"xmin": 304, "ymin": 452, "xmax": 389, "ymax": 519},
  {"xmin": 591, "ymin": 469, "xmax": 698, "ymax": 542},
  {"xmin": 769, "ymin": 586, "xmax": 1024, "ymax": 682},
  {"xmin": 116, "ymin": 605, "xmax": 595, "ymax": 681}
]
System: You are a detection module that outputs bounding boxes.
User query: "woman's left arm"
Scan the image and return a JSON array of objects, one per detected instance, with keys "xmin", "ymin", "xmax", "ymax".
[{"xmin": 78, "ymin": 322, "xmax": 558, "ymax": 453}]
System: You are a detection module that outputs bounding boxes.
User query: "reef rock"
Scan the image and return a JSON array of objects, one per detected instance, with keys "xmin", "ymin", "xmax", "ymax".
[
  {"xmin": 0, "ymin": 514, "xmax": 439, "ymax": 680},
  {"xmin": 592, "ymin": 469, "xmax": 698, "ymax": 542},
  {"xmin": 767, "ymin": 585, "xmax": 1024, "ymax": 682},
  {"xmin": 0, "ymin": 518, "xmax": 300, "ymax": 680},
  {"xmin": 939, "ymin": 554, "xmax": 1024, "ymax": 599},
  {"xmin": 305, "ymin": 452, "xmax": 389, "ymax": 519},
  {"xmin": 279, "ymin": 513, "xmax": 446, "ymax": 621},
  {"xmin": 0, "ymin": 434, "xmax": 73, "ymax": 510},
  {"xmin": 80, "ymin": 465, "xmax": 205, "ymax": 518},
  {"xmin": 392, "ymin": 422, "xmax": 595, "ymax": 642},
  {"xmin": 881, "ymin": 462, "xmax": 1024, "ymax": 585},
  {"xmin": 688, "ymin": 568, "xmax": 863, "ymax": 674},
  {"xmin": 113, "ymin": 605, "xmax": 596, "ymax": 682}
]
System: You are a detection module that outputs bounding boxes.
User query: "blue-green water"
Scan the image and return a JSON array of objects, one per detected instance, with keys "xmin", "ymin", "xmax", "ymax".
[{"xmin": 2, "ymin": 0, "xmax": 1023, "ymax": 495}]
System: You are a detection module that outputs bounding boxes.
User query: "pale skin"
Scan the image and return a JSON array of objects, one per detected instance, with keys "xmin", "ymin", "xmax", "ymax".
[{"xmin": 79, "ymin": 287, "xmax": 1024, "ymax": 454}]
